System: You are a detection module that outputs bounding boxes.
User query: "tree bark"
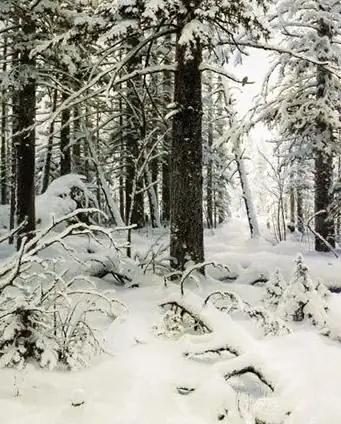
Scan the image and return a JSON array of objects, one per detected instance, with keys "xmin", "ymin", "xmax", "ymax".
[
  {"xmin": 1, "ymin": 36, "xmax": 8, "ymax": 205},
  {"xmin": 296, "ymin": 187, "xmax": 304, "ymax": 233},
  {"xmin": 60, "ymin": 91, "xmax": 71, "ymax": 175},
  {"xmin": 289, "ymin": 185, "xmax": 295, "ymax": 225},
  {"xmin": 314, "ymin": 19, "xmax": 335, "ymax": 251},
  {"xmin": 206, "ymin": 76, "xmax": 214, "ymax": 229},
  {"xmin": 170, "ymin": 33, "xmax": 204, "ymax": 270},
  {"xmin": 161, "ymin": 37, "xmax": 172, "ymax": 225},
  {"xmin": 16, "ymin": 16, "xmax": 36, "ymax": 248},
  {"xmin": 123, "ymin": 11, "xmax": 145, "ymax": 228},
  {"xmin": 315, "ymin": 148, "xmax": 334, "ymax": 250}
]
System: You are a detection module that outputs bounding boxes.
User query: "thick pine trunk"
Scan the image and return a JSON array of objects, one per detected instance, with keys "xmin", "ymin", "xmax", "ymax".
[
  {"xmin": 170, "ymin": 37, "xmax": 204, "ymax": 270},
  {"xmin": 16, "ymin": 17, "xmax": 36, "ymax": 248},
  {"xmin": 314, "ymin": 148, "xmax": 334, "ymax": 250},
  {"xmin": 125, "ymin": 40, "xmax": 145, "ymax": 228},
  {"xmin": 314, "ymin": 20, "xmax": 335, "ymax": 252},
  {"xmin": 161, "ymin": 40, "xmax": 172, "ymax": 225}
]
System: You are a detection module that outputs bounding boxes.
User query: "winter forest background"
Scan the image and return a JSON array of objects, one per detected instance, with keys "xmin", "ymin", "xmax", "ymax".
[{"xmin": 1, "ymin": 1, "xmax": 341, "ymax": 423}]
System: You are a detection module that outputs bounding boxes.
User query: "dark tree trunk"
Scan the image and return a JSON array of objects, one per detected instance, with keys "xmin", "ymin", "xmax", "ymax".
[
  {"xmin": 162, "ymin": 138, "xmax": 170, "ymax": 224},
  {"xmin": 124, "ymin": 34, "xmax": 144, "ymax": 228},
  {"xmin": 1, "ymin": 36, "xmax": 8, "ymax": 205},
  {"xmin": 119, "ymin": 95, "xmax": 125, "ymax": 223},
  {"xmin": 161, "ymin": 38, "xmax": 172, "ymax": 225},
  {"xmin": 9, "ymin": 91, "xmax": 19, "ymax": 243},
  {"xmin": 72, "ymin": 107, "xmax": 82, "ymax": 173},
  {"xmin": 41, "ymin": 88, "xmax": 58, "ymax": 193},
  {"xmin": 315, "ymin": 148, "xmax": 334, "ymax": 250},
  {"xmin": 16, "ymin": 17, "xmax": 36, "ymax": 248},
  {"xmin": 296, "ymin": 187, "xmax": 304, "ymax": 233},
  {"xmin": 60, "ymin": 92, "xmax": 71, "ymax": 175},
  {"xmin": 206, "ymin": 80, "xmax": 214, "ymax": 229},
  {"xmin": 314, "ymin": 19, "xmax": 335, "ymax": 251},
  {"xmin": 289, "ymin": 185, "xmax": 295, "ymax": 225},
  {"xmin": 170, "ymin": 34, "xmax": 204, "ymax": 270},
  {"xmin": 149, "ymin": 151, "xmax": 159, "ymax": 228}
]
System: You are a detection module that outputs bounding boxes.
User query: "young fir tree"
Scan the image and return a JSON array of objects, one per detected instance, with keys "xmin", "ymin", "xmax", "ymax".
[
  {"xmin": 278, "ymin": 255, "xmax": 329, "ymax": 328},
  {"xmin": 263, "ymin": 269, "xmax": 287, "ymax": 307}
]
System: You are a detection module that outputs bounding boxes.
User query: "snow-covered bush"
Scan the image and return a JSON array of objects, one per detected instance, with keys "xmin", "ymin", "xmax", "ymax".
[
  {"xmin": 0, "ymin": 175, "xmax": 99, "ymax": 231},
  {"xmin": 156, "ymin": 300, "xmax": 209, "ymax": 339},
  {"xmin": 0, "ymin": 211, "xmax": 125, "ymax": 370},
  {"xmin": 278, "ymin": 255, "xmax": 329, "ymax": 328},
  {"xmin": 134, "ymin": 235, "xmax": 170, "ymax": 276},
  {"xmin": 263, "ymin": 269, "xmax": 287, "ymax": 307},
  {"xmin": 36, "ymin": 174, "xmax": 98, "ymax": 228},
  {"xmin": 0, "ymin": 276, "xmax": 118, "ymax": 370},
  {"xmin": 206, "ymin": 290, "xmax": 291, "ymax": 337}
]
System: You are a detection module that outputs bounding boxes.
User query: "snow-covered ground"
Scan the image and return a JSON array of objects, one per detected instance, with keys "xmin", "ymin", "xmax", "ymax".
[{"xmin": 1, "ymin": 218, "xmax": 341, "ymax": 424}]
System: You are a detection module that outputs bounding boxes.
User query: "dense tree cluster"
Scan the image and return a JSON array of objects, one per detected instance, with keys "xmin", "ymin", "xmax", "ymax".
[{"xmin": 0, "ymin": 0, "xmax": 339, "ymax": 268}]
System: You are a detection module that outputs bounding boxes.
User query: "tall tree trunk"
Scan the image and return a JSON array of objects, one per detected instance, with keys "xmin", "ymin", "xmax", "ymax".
[
  {"xmin": 206, "ymin": 76, "xmax": 214, "ymax": 229},
  {"xmin": 148, "ymin": 152, "xmax": 159, "ymax": 228},
  {"xmin": 289, "ymin": 185, "xmax": 295, "ymax": 225},
  {"xmin": 315, "ymin": 148, "xmax": 334, "ymax": 250},
  {"xmin": 124, "ymin": 38, "xmax": 144, "ymax": 228},
  {"xmin": 9, "ymin": 91, "xmax": 19, "ymax": 243},
  {"xmin": 72, "ymin": 105, "xmax": 82, "ymax": 173},
  {"xmin": 16, "ymin": 16, "xmax": 36, "ymax": 248},
  {"xmin": 41, "ymin": 88, "xmax": 58, "ymax": 193},
  {"xmin": 314, "ymin": 19, "xmax": 335, "ymax": 251},
  {"xmin": 170, "ymin": 34, "xmax": 204, "ymax": 270},
  {"xmin": 1, "ymin": 36, "xmax": 8, "ymax": 205},
  {"xmin": 161, "ymin": 37, "xmax": 172, "ymax": 225},
  {"xmin": 60, "ymin": 92, "xmax": 71, "ymax": 175},
  {"xmin": 296, "ymin": 187, "xmax": 304, "ymax": 233}
]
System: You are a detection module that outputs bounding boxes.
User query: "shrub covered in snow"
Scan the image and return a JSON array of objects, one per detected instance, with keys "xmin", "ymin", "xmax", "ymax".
[
  {"xmin": 0, "ymin": 271, "xmax": 121, "ymax": 370},
  {"xmin": 278, "ymin": 255, "xmax": 329, "ymax": 328},
  {"xmin": 36, "ymin": 174, "xmax": 98, "ymax": 228},
  {"xmin": 0, "ymin": 213, "xmax": 125, "ymax": 370},
  {"xmin": 263, "ymin": 269, "xmax": 287, "ymax": 307}
]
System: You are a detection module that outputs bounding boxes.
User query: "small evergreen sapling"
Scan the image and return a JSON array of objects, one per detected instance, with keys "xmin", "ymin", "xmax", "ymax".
[
  {"xmin": 263, "ymin": 269, "xmax": 287, "ymax": 307},
  {"xmin": 278, "ymin": 255, "xmax": 329, "ymax": 328}
]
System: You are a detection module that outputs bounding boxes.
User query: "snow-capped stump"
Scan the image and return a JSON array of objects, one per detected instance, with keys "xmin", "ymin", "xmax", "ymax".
[
  {"xmin": 70, "ymin": 388, "xmax": 87, "ymax": 407},
  {"xmin": 205, "ymin": 263, "xmax": 239, "ymax": 281},
  {"xmin": 36, "ymin": 174, "xmax": 98, "ymax": 229},
  {"xmin": 182, "ymin": 374, "xmax": 244, "ymax": 424},
  {"xmin": 235, "ymin": 269, "xmax": 269, "ymax": 286},
  {"xmin": 80, "ymin": 245, "xmax": 139, "ymax": 286},
  {"xmin": 253, "ymin": 397, "xmax": 290, "ymax": 424}
]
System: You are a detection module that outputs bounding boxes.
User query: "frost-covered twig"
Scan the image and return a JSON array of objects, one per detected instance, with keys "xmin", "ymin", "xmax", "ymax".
[
  {"xmin": 179, "ymin": 261, "xmax": 228, "ymax": 296},
  {"xmin": 0, "ymin": 221, "xmax": 27, "ymax": 245}
]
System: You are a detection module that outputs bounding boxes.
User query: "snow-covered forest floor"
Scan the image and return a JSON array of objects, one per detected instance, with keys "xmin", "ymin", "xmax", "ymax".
[{"xmin": 1, "ymin": 218, "xmax": 341, "ymax": 424}]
